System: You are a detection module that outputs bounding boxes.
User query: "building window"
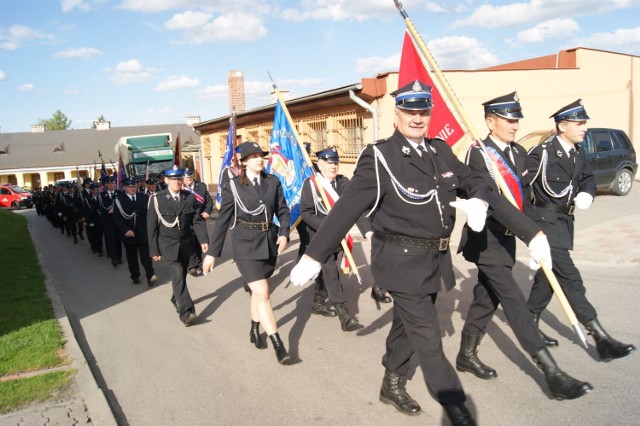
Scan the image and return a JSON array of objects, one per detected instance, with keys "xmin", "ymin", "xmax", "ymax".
[
  {"xmin": 332, "ymin": 112, "xmax": 365, "ymax": 158},
  {"xmin": 301, "ymin": 115, "xmax": 328, "ymax": 155}
]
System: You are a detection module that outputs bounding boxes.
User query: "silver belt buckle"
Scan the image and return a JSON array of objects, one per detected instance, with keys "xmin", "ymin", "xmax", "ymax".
[
  {"xmin": 438, "ymin": 238, "xmax": 450, "ymax": 251},
  {"xmin": 505, "ymin": 229, "xmax": 514, "ymax": 236},
  {"xmin": 260, "ymin": 222, "xmax": 268, "ymax": 232}
]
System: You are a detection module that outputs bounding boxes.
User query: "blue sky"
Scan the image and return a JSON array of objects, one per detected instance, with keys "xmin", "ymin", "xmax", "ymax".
[{"xmin": 1, "ymin": 0, "xmax": 639, "ymax": 133}]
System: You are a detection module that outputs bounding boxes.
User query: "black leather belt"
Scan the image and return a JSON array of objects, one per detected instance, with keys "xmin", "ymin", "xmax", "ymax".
[
  {"xmin": 237, "ymin": 221, "xmax": 272, "ymax": 232},
  {"xmin": 535, "ymin": 200, "xmax": 575, "ymax": 216},
  {"xmin": 373, "ymin": 230, "xmax": 449, "ymax": 251}
]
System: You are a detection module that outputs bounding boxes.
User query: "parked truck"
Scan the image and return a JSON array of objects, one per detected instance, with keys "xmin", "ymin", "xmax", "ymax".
[{"xmin": 115, "ymin": 133, "xmax": 175, "ymax": 181}]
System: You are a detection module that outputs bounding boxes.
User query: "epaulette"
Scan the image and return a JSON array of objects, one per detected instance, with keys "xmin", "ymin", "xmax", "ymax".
[{"xmin": 372, "ymin": 138, "xmax": 390, "ymax": 146}]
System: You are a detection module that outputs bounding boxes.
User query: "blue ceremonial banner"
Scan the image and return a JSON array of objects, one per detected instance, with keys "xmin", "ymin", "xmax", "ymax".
[
  {"xmin": 266, "ymin": 99, "xmax": 313, "ymax": 227},
  {"xmin": 216, "ymin": 119, "xmax": 235, "ymax": 208}
]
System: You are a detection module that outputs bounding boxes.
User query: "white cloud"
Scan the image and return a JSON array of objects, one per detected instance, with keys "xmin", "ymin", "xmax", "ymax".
[
  {"xmin": 429, "ymin": 36, "xmax": 499, "ymax": 69},
  {"xmin": 53, "ymin": 47, "xmax": 103, "ymax": 59},
  {"xmin": 572, "ymin": 26, "xmax": 640, "ymax": 54},
  {"xmin": 118, "ymin": 0, "xmax": 272, "ymax": 14},
  {"xmin": 63, "ymin": 89, "xmax": 82, "ymax": 95},
  {"xmin": 514, "ymin": 18, "xmax": 580, "ymax": 44},
  {"xmin": 0, "ymin": 70, "xmax": 6, "ymax": 81},
  {"xmin": 281, "ymin": 0, "xmax": 397, "ymax": 22},
  {"xmin": 424, "ymin": 2, "xmax": 449, "ymax": 14},
  {"xmin": 61, "ymin": 0, "xmax": 90, "ymax": 12},
  {"xmin": 198, "ymin": 84, "xmax": 227, "ymax": 99},
  {"xmin": 108, "ymin": 59, "xmax": 160, "ymax": 84},
  {"xmin": 356, "ymin": 53, "xmax": 401, "ymax": 74},
  {"xmin": 165, "ymin": 11, "xmax": 267, "ymax": 43},
  {"xmin": 154, "ymin": 75, "xmax": 199, "ymax": 91},
  {"xmin": 19, "ymin": 84, "xmax": 34, "ymax": 92},
  {"xmin": 453, "ymin": 0, "xmax": 637, "ymax": 29},
  {"xmin": 0, "ymin": 25, "xmax": 54, "ymax": 50}
]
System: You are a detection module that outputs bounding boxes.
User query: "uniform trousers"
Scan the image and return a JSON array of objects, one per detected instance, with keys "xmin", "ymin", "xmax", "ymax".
[
  {"xmin": 123, "ymin": 241, "xmax": 154, "ymax": 280},
  {"xmin": 63, "ymin": 217, "xmax": 77, "ymax": 238},
  {"xmin": 528, "ymin": 246, "xmax": 597, "ymax": 323},
  {"xmin": 382, "ymin": 290, "xmax": 466, "ymax": 406},
  {"xmin": 103, "ymin": 225, "xmax": 122, "ymax": 261},
  {"xmin": 86, "ymin": 224, "xmax": 103, "ymax": 254},
  {"xmin": 462, "ymin": 264, "xmax": 543, "ymax": 355},
  {"xmin": 167, "ymin": 246, "xmax": 195, "ymax": 320},
  {"xmin": 314, "ymin": 252, "xmax": 346, "ymax": 304},
  {"xmin": 188, "ymin": 230, "xmax": 204, "ymax": 270}
]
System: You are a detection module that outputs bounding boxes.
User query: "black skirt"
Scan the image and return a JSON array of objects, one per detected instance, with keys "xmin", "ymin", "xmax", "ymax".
[{"xmin": 235, "ymin": 257, "xmax": 277, "ymax": 283}]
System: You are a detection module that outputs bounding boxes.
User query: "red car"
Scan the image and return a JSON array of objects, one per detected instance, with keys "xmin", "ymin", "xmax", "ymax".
[{"xmin": 0, "ymin": 184, "xmax": 34, "ymax": 209}]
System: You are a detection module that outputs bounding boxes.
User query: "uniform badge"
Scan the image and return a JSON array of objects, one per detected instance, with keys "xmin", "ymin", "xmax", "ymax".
[
  {"xmin": 556, "ymin": 149, "xmax": 563, "ymax": 158},
  {"xmin": 402, "ymin": 146, "xmax": 411, "ymax": 156},
  {"xmin": 430, "ymin": 145, "xmax": 437, "ymax": 154},
  {"xmin": 407, "ymin": 187, "xmax": 416, "ymax": 193},
  {"xmin": 441, "ymin": 171, "xmax": 454, "ymax": 178},
  {"xmin": 522, "ymin": 170, "xmax": 529, "ymax": 177}
]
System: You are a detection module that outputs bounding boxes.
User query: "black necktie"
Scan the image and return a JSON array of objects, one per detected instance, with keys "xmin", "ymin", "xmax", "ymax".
[
  {"xmin": 330, "ymin": 180, "xmax": 337, "ymax": 191},
  {"xmin": 253, "ymin": 177, "xmax": 261, "ymax": 192},
  {"xmin": 569, "ymin": 148, "xmax": 576, "ymax": 163},
  {"xmin": 131, "ymin": 195, "xmax": 136, "ymax": 202},
  {"xmin": 504, "ymin": 145, "xmax": 515, "ymax": 168},
  {"xmin": 417, "ymin": 144, "xmax": 428, "ymax": 159}
]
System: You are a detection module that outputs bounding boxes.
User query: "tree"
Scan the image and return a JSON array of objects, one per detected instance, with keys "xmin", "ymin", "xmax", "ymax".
[
  {"xmin": 38, "ymin": 110, "xmax": 72, "ymax": 131},
  {"xmin": 91, "ymin": 115, "xmax": 107, "ymax": 128}
]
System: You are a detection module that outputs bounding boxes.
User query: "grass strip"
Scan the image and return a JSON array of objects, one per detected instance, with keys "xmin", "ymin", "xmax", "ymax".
[{"xmin": 0, "ymin": 370, "xmax": 74, "ymax": 414}]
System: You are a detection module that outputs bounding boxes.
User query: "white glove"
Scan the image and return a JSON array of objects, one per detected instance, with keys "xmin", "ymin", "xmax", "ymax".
[
  {"xmin": 290, "ymin": 255, "xmax": 322, "ymax": 286},
  {"xmin": 450, "ymin": 198, "xmax": 488, "ymax": 232},
  {"xmin": 573, "ymin": 192, "xmax": 593, "ymax": 210},
  {"xmin": 528, "ymin": 233, "xmax": 552, "ymax": 271},
  {"xmin": 57, "ymin": 212, "xmax": 63, "ymax": 217}
]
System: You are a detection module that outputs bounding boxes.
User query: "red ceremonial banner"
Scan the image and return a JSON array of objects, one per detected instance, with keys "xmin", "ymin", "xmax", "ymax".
[{"xmin": 398, "ymin": 31, "xmax": 465, "ymax": 147}]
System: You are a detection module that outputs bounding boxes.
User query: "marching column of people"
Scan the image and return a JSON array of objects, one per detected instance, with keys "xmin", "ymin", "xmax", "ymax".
[{"xmin": 32, "ymin": 86, "xmax": 635, "ymax": 425}]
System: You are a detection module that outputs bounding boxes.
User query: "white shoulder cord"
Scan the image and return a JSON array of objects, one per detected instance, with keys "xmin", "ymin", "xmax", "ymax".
[
  {"xmin": 310, "ymin": 181, "xmax": 329, "ymax": 216},
  {"xmin": 114, "ymin": 198, "xmax": 136, "ymax": 227},
  {"xmin": 152, "ymin": 194, "xmax": 180, "ymax": 230},
  {"xmin": 540, "ymin": 149, "xmax": 574, "ymax": 203},
  {"xmin": 370, "ymin": 146, "xmax": 443, "ymax": 227},
  {"xmin": 98, "ymin": 193, "xmax": 113, "ymax": 211},
  {"xmin": 228, "ymin": 180, "xmax": 268, "ymax": 229}
]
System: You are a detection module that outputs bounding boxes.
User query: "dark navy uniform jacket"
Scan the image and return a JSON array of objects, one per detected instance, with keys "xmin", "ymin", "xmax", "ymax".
[
  {"xmin": 305, "ymin": 129, "xmax": 491, "ymax": 294},
  {"xmin": 147, "ymin": 189, "xmax": 207, "ymax": 261},
  {"xmin": 114, "ymin": 192, "xmax": 150, "ymax": 246},
  {"xmin": 459, "ymin": 136, "xmax": 540, "ymax": 266},
  {"xmin": 526, "ymin": 136, "xmax": 596, "ymax": 250},
  {"xmin": 208, "ymin": 173, "xmax": 290, "ymax": 261}
]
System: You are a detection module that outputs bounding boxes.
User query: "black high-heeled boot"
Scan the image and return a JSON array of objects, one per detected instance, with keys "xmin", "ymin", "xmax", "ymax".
[
  {"xmin": 269, "ymin": 333, "xmax": 291, "ymax": 365},
  {"xmin": 249, "ymin": 321, "xmax": 267, "ymax": 349}
]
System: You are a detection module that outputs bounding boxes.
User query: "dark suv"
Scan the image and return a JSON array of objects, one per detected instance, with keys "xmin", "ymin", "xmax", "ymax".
[{"xmin": 518, "ymin": 128, "xmax": 637, "ymax": 196}]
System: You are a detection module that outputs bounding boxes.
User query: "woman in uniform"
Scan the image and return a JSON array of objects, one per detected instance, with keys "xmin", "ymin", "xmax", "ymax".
[{"xmin": 203, "ymin": 142, "xmax": 291, "ymax": 365}]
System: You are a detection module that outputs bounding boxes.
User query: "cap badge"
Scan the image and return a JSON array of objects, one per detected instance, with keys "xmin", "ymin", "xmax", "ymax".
[
  {"xmin": 514, "ymin": 92, "xmax": 519, "ymax": 102},
  {"xmin": 411, "ymin": 80, "xmax": 421, "ymax": 92}
]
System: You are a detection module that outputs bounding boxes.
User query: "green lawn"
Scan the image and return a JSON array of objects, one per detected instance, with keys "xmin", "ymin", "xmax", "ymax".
[{"xmin": 0, "ymin": 209, "xmax": 72, "ymax": 414}]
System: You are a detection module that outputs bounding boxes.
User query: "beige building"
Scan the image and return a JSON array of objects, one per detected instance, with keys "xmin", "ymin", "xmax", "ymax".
[
  {"xmin": 0, "ymin": 122, "xmax": 202, "ymax": 189},
  {"xmin": 197, "ymin": 47, "xmax": 638, "ymax": 190}
]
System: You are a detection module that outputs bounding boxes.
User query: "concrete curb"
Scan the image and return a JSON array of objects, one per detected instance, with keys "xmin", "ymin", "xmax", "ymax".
[{"xmin": 28, "ymin": 216, "xmax": 117, "ymax": 426}]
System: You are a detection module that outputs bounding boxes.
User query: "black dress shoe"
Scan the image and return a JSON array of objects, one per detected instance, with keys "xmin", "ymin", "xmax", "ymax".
[
  {"xmin": 182, "ymin": 312, "xmax": 197, "ymax": 327},
  {"xmin": 79, "ymin": 233, "xmax": 84, "ymax": 240},
  {"xmin": 97, "ymin": 252, "xmax": 103, "ymax": 257},
  {"xmin": 311, "ymin": 295, "xmax": 337, "ymax": 317},
  {"xmin": 111, "ymin": 260, "xmax": 118, "ymax": 267},
  {"xmin": 147, "ymin": 275, "xmax": 157, "ymax": 287},
  {"xmin": 371, "ymin": 286, "xmax": 392, "ymax": 303},
  {"xmin": 250, "ymin": 321, "xmax": 267, "ymax": 349},
  {"xmin": 444, "ymin": 404, "xmax": 476, "ymax": 426},
  {"xmin": 132, "ymin": 277, "xmax": 141, "ymax": 284},
  {"xmin": 188, "ymin": 267, "xmax": 198, "ymax": 277}
]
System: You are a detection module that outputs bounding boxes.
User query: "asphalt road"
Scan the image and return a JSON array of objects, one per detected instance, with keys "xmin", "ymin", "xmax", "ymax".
[{"xmin": 7, "ymin": 184, "xmax": 640, "ymax": 425}]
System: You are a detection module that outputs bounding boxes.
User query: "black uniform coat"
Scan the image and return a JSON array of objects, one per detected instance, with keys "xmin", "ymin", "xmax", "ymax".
[
  {"xmin": 208, "ymin": 173, "xmax": 290, "ymax": 261},
  {"xmin": 526, "ymin": 136, "xmax": 596, "ymax": 250},
  {"xmin": 300, "ymin": 174, "xmax": 371, "ymax": 244},
  {"xmin": 459, "ymin": 137, "xmax": 540, "ymax": 266},
  {"xmin": 114, "ymin": 193, "xmax": 150, "ymax": 245},
  {"xmin": 188, "ymin": 181, "xmax": 213, "ymax": 216},
  {"xmin": 305, "ymin": 130, "xmax": 491, "ymax": 294},
  {"xmin": 147, "ymin": 189, "xmax": 207, "ymax": 261},
  {"xmin": 98, "ymin": 190, "xmax": 120, "ymax": 231}
]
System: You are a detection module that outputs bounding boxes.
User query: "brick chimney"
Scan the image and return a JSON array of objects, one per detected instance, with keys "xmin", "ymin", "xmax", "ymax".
[
  {"xmin": 95, "ymin": 121, "xmax": 111, "ymax": 130},
  {"xmin": 228, "ymin": 70, "xmax": 245, "ymax": 113},
  {"xmin": 187, "ymin": 116, "xmax": 201, "ymax": 126}
]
